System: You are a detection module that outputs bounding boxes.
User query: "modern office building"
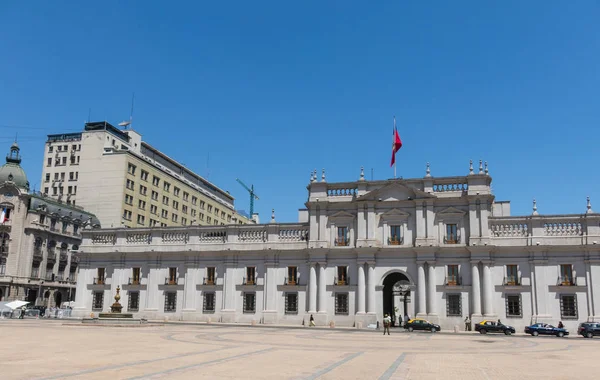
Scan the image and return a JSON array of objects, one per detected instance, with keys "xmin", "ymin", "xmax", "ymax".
[
  {"xmin": 0, "ymin": 142, "xmax": 99, "ymax": 306},
  {"xmin": 72, "ymin": 163, "xmax": 600, "ymax": 332},
  {"xmin": 40, "ymin": 121, "xmax": 249, "ymax": 229}
]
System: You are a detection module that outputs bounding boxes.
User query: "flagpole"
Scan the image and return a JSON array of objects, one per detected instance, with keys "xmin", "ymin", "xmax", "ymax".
[{"xmin": 393, "ymin": 116, "xmax": 397, "ymax": 179}]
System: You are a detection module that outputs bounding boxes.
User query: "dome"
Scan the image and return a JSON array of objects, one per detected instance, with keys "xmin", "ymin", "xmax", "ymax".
[{"xmin": 0, "ymin": 143, "xmax": 29, "ymax": 191}]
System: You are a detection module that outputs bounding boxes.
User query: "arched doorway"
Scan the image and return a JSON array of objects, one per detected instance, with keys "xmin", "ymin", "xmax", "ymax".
[
  {"xmin": 0, "ymin": 288, "xmax": 3, "ymax": 301},
  {"xmin": 383, "ymin": 272, "xmax": 411, "ymax": 327},
  {"xmin": 27, "ymin": 289, "xmax": 37, "ymax": 304},
  {"xmin": 54, "ymin": 291, "xmax": 62, "ymax": 307}
]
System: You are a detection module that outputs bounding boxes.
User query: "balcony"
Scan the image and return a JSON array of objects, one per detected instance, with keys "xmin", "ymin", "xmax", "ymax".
[
  {"xmin": 164, "ymin": 278, "xmax": 178, "ymax": 285},
  {"xmin": 93, "ymin": 277, "xmax": 105, "ymax": 285},
  {"xmin": 557, "ymin": 276, "xmax": 576, "ymax": 286},
  {"xmin": 388, "ymin": 237, "xmax": 404, "ymax": 246},
  {"xmin": 59, "ymin": 251, "xmax": 68, "ymax": 262},
  {"xmin": 334, "ymin": 238, "xmax": 349, "ymax": 247},
  {"xmin": 284, "ymin": 277, "xmax": 298, "ymax": 286},
  {"xmin": 443, "ymin": 234, "xmax": 461, "ymax": 244},
  {"xmin": 444, "ymin": 276, "xmax": 462, "ymax": 286},
  {"xmin": 503, "ymin": 276, "xmax": 522, "ymax": 286},
  {"xmin": 242, "ymin": 277, "xmax": 256, "ymax": 286},
  {"xmin": 33, "ymin": 247, "xmax": 43, "ymax": 260},
  {"xmin": 334, "ymin": 277, "xmax": 350, "ymax": 286},
  {"xmin": 128, "ymin": 277, "xmax": 141, "ymax": 285},
  {"xmin": 47, "ymin": 250, "xmax": 56, "ymax": 261},
  {"xmin": 203, "ymin": 277, "xmax": 215, "ymax": 285}
]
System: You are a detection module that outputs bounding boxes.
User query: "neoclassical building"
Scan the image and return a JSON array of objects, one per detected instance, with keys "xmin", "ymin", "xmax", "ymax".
[
  {"xmin": 73, "ymin": 163, "xmax": 600, "ymax": 331},
  {"xmin": 0, "ymin": 143, "xmax": 100, "ymax": 306}
]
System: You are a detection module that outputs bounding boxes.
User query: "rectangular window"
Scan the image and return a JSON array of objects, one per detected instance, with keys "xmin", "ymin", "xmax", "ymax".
[
  {"xmin": 127, "ymin": 163, "xmax": 136, "ymax": 175},
  {"xmin": 207, "ymin": 216, "xmax": 211, "ymax": 223},
  {"xmin": 560, "ymin": 264, "xmax": 574, "ymax": 285},
  {"xmin": 214, "ymin": 207, "xmax": 219, "ymax": 216},
  {"xmin": 138, "ymin": 200, "xmax": 146, "ymax": 210},
  {"xmin": 335, "ymin": 293, "xmax": 349, "ymax": 315},
  {"xmin": 137, "ymin": 214, "xmax": 145, "ymax": 225},
  {"xmin": 174, "ymin": 187, "xmax": 180, "ymax": 197},
  {"xmin": 161, "ymin": 209, "xmax": 168, "ymax": 219},
  {"xmin": 245, "ymin": 267, "xmax": 256, "ymax": 285},
  {"xmin": 139, "ymin": 185, "xmax": 147, "ymax": 196},
  {"xmin": 287, "ymin": 266, "xmax": 297, "ymax": 285},
  {"xmin": 92, "ymin": 291, "xmax": 104, "ymax": 310},
  {"xmin": 506, "ymin": 294, "xmax": 522, "ymax": 317},
  {"xmin": 172, "ymin": 200, "xmax": 179, "ymax": 210},
  {"xmin": 337, "ymin": 266, "xmax": 348, "ymax": 285},
  {"xmin": 124, "ymin": 194, "xmax": 133, "ymax": 205},
  {"xmin": 183, "ymin": 192, "xmax": 189, "ymax": 201},
  {"xmin": 123, "ymin": 209, "xmax": 132, "ymax": 220},
  {"xmin": 243, "ymin": 292, "xmax": 256, "ymax": 313},
  {"xmin": 150, "ymin": 205, "xmax": 158, "ymax": 215},
  {"xmin": 172, "ymin": 213, "xmax": 178, "ymax": 223},
  {"xmin": 163, "ymin": 182, "xmax": 170, "ymax": 192},
  {"xmin": 207, "ymin": 205, "xmax": 213, "ymax": 213},
  {"xmin": 199, "ymin": 213, "xmax": 204, "ymax": 221},
  {"xmin": 162, "ymin": 196, "xmax": 169, "ymax": 205},
  {"xmin": 445, "ymin": 224, "xmax": 458, "ymax": 244},
  {"xmin": 126, "ymin": 179, "xmax": 135, "ymax": 190},
  {"xmin": 285, "ymin": 292, "xmax": 298, "ymax": 314},
  {"xmin": 191, "ymin": 209, "xmax": 197, "ymax": 217},
  {"xmin": 446, "ymin": 294, "xmax": 462, "ymax": 316},
  {"xmin": 181, "ymin": 217, "xmax": 187, "ymax": 225},
  {"xmin": 140, "ymin": 170, "xmax": 149, "ymax": 181},
  {"xmin": 203, "ymin": 292, "xmax": 216, "ymax": 313},
  {"xmin": 149, "ymin": 219, "xmax": 158, "ymax": 227},
  {"xmin": 168, "ymin": 267, "xmax": 177, "ymax": 285},
  {"xmin": 128, "ymin": 291, "xmax": 140, "ymax": 312},
  {"xmin": 336, "ymin": 227, "xmax": 348, "ymax": 246},
  {"xmin": 447, "ymin": 265, "xmax": 459, "ymax": 285},
  {"xmin": 192, "ymin": 196, "xmax": 198, "ymax": 205},
  {"xmin": 205, "ymin": 267, "xmax": 216, "ymax": 285},
  {"xmin": 182, "ymin": 205, "xmax": 188, "ymax": 214},
  {"xmin": 200, "ymin": 201, "xmax": 205, "ymax": 210},
  {"xmin": 152, "ymin": 176, "xmax": 160, "ymax": 186},
  {"xmin": 48, "ymin": 146, "xmax": 53, "ymax": 153},
  {"xmin": 47, "ymin": 157, "xmax": 52, "ymax": 166},
  {"xmin": 131, "ymin": 268, "xmax": 141, "ymax": 285},
  {"xmin": 96, "ymin": 268, "xmax": 105, "ymax": 284},
  {"xmin": 506, "ymin": 265, "xmax": 519, "ymax": 285},
  {"xmin": 164, "ymin": 292, "xmax": 177, "ymax": 312},
  {"xmin": 560, "ymin": 295, "xmax": 578, "ymax": 319},
  {"xmin": 389, "ymin": 225, "xmax": 402, "ymax": 245}
]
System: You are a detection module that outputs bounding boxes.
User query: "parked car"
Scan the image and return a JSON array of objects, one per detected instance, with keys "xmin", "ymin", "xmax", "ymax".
[
  {"xmin": 475, "ymin": 320, "xmax": 516, "ymax": 335},
  {"xmin": 578, "ymin": 322, "xmax": 600, "ymax": 338},
  {"xmin": 524, "ymin": 323, "xmax": 568, "ymax": 337},
  {"xmin": 404, "ymin": 318, "xmax": 441, "ymax": 332}
]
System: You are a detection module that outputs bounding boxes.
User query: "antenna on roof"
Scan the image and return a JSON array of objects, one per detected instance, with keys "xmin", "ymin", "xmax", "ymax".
[{"xmin": 118, "ymin": 93, "xmax": 135, "ymax": 129}]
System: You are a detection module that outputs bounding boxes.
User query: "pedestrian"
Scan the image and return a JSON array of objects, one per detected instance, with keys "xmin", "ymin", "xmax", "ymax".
[
  {"xmin": 398, "ymin": 314, "xmax": 403, "ymax": 327},
  {"xmin": 464, "ymin": 316, "xmax": 471, "ymax": 331},
  {"xmin": 404, "ymin": 313, "xmax": 409, "ymax": 328},
  {"xmin": 497, "ymin": 319, "xmax": 502, "ymax": 326},
  {"xmin": 558, "ymin": 321, "xmax": 564, "ymax": 329},
  {"xmin": 309, "ymin": 314, "xmax": 315, "ymax": 327},
  {"xmin": 383, "ymin": 314, "xmax": 391, "ymax": 335}
]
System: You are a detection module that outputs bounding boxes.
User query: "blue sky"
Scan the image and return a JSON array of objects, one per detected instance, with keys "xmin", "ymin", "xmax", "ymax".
[{"xmin": 1, "ymin": 1, "xmax": 599, "ymax": 222}]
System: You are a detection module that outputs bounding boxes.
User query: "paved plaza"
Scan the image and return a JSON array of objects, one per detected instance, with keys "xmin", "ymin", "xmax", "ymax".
[{"xmin": 1, "ymin": 320, "xmax": 598, "ymax": 379}]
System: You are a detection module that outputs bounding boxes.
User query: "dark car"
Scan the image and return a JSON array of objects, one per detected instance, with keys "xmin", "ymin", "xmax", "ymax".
[
  {"xmin": 524, "ymin": 323, "xmax": 568, "ymax": 337},
  {"xmin": 578, "ymin": 322, "xmax": 600, "ymax": 338},
  {"xmin": 475, "ymin": 320, "xmax": 516, "ymax": 335},
  {"xmin": 405, "ymin": 318, "xmax": 441, "ymax": 332}
]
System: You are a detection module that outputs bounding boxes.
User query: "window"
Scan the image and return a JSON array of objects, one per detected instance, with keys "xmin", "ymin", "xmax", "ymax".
[
  {"xmin": 124, "ymin": 194, "xmax": 133, "ymax": 205},
  {"xmin": 62, "ymin": 157, "xmax": 67, "ymax": 165},
  {"xmin": 150, "ymin": 205, "xmax": 158, "ymax": 215},
  {"xmin": 39, "ymin": 214, "xmax": 46, "ymax": 224},
  {"xmin": 172, "ymin": 200, "xmax": 179, "ymax": 210},
  {"xmin": 137, "ymin": 214, "xmax": 145, "ymax": 225},
  {"xmin": 62, "ymin": 222, "xmax": 68, "ymax": 233},
  {"xmin": 149, "ymin": 219, "xmax": 158, "ymax": 227},
  {"xmin": 445, "ymin": 224, "xmax": 459, "ymax": 244},
  {"xmin": 138, "ymin": 200, "xmax": 146, "ymax": 210},
  {"xmin": 336, "ymin": 227, "xmax": 348, "ymax": 246},
  {"xmin": 335, "ymin": 293, "xmax": 349, "ymax": 315},
  {"xmin": 207, "ymin": 205, "xmax": 213, "ymax": 213},
  {"xmin": 200, "ymin": 201, "xmax": 205, "ymax": 209},
  {"xmin": 227, "ymin": 215, "xmax": 232, "ymax": 222},
  {"xmin": 205, "ymin": 267, "xmax": 216, "ymax": 285},
  {"xmin": 203, "ymin": 292, "xmax": 216, "ymax": 313},
  {"xmin": 285, "ymin": 292, "xmax": 298, "ymax": 314},
  {"xmin": 45, "ymin": 173, "xmax": 50, "ymax": 182},
  {"xmin": 181, "ymin": 217, "xmax": 187, "ymax": 225},
  {"xmin": 126, "ymin": 179, "xmax": 135, "ymax": 190},
  {"xmin": 191, "ymin": 209, "xmax": 197, "ymax": 218},
  {"xmin": 389, "ymin": 225, "xmax": 402, "ymax": 245},
  {"xmin": 131, "ymin": 268, "xmax": 141, "ymax": 285},
  {"xmin": 123, "ymin": 209, "xmax": 132, "ymax": 221},
  {"xmin": 199, "ymin": 213, "xmax": 205, "ymax": 221},
  {"xmin": 140, "ymin": 170, "xmax": 149, "ymax": 181},
  {"xmin": 44, "ymin": 187, "xmax": 49, "ymax": 195},
  {"xmin": 73, "ymin": 224, "xmax": 79, "ymax": 235},
  {"xmin": 446, "ymin": 294, "xmax": 462, "ymax": 316},
  {"xmin": 287, "ymin": 266, "xmax": 297, "ymax": 285},
  {"xmin": 47, "ymin": 158, "xmax": 52, "ymax": 166},
  {"xmin": 172, "ymin": 213, "xmax": 178, "ymax": 223},
  {"xmin": 96, "ymin": 268, "xmax": 105, "ymax": 284},
  {"xmin": 163, "ymin": 182, "xmax": 170, "ymax": 192},
  {"xmin": 560, "ymin": 264, "xmax": 574, "ymax": 285},
  {"xmin": 127, "ymin": 163, "xmax": 136, "ymax": 175},
  {"xmin": 152, "ymin": 176, "xmax": 160, "ymax": 186},
  {"xmin": 162, "ymin": 196, "xmax": 169, "ymax": 205},
  {"xmin": 31, "ymin": 262, "xmax": 40, "ymax": 278},
  {"xmin": 161, "ymin": 209, "xmax": 168, "ymax": 219},
  {"xmin": 214, "ymin": 220, "xmax": 219, "ymax": 225},
  {"xmin": 183, "ymin": 192, "xmax": 189, "ymax": 201},
  {"xmin": 164, "ymin": 292, "xmax": 177, "ymax": 312},
  {"xmin": 447, "ymin": 265, "xmax": 459, "ymax": 285},
  {"xmin": 243, "ymin": 292, "xmax": 256, "ymax": 313},
  {"xmin": 214, "ymin": 207, "xmax": 219, "ymax": 216},
  {"xmin": 207, "ymin": 216, "xmax": 212, "ymax": 224},
  {"xmin": 167, "ymin": 267, "xmax": 177, "ymax": 285},
  {"xmin": 48, "ymin": 146, "xmax": 53, "ymax": 153},
  {"xmin": 336, "ymin": 266, "xmax": 348, "ymax": 285},
  {"xmin": 245, "ymin": 267, "xmax": 256, "ymax": 285},
  {"xmin": 128, "ymin": 291, "xmax": 140, "ymax": 312},
  {"xmin": 505, "ymin": 265, "xmax": 519, "ymax": 285},
  {"xmin": 92, "ymin": 291, "xmax": 104, "ymax": 311},
  {"xmin": 560, "ymin": 295, "xmax": 578, "ymax": 319},
  {"xmin": 506, "ymin": 295, "xmax": 522, "ymax": 317},
  {"xmin": 174, "ymin": 187, "xmax": 180, "ymax": 197},
  {"xmin": 182, "ymin": 205, "xmax": 188, "ymax": 214},
  {"xmin": 139, "ymin": 185, "xmax": 147, "ymax": 196},
  {"xmin": 151, "ymin": 190, "xmax": 158, "ymax": 201}
]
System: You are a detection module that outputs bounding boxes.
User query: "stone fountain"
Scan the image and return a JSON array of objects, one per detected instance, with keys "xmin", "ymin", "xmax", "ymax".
[
  {"xmin": 98, "ymin": 286, "xmax": 132, "ymax": 319},
  {"xmin": 82, "ymin": 286, "xmax": 145, "ymax": 325}
]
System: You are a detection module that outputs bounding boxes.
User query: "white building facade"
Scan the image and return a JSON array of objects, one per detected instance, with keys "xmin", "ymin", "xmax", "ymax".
[{"xmin": 73, "ymin": 163, "xmax": 600, "ymax": 332}]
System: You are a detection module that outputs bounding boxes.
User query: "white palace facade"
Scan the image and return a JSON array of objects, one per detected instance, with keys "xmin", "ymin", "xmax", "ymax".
[{"xmin": 73, "ymin": 162, "xmax": 600, "ymax": 331}]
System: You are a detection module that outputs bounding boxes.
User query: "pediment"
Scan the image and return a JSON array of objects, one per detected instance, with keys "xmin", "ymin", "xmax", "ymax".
[
  {"xmin": 379, "ymin": 208, "xmax": 411, "ymax": 222},
  {"xmin": 329, "ymin": 210, "xmax": 355, "ymax": 219},
  {"xmin": 437, "ymin": 207, "xmax": 466, "ymax": 216},
  {"xmin": 357, "ymin": 182, "xmax": 434, "ymax": 202}
]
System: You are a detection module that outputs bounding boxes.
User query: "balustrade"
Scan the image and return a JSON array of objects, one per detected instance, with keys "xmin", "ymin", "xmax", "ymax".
[
  {"xmin": 557, "ymin": 276, "xmax": 576, "ymax": 286},
  {"xmin": 278, "ymin": 228, "xmax": 309, "ymax": 241},
  {"xmin": 92, "ymin": 234, "xmax": 116, "ymax": 245},
  {"xmin": 491, "ymin": 222, "xmax": 528, "ymax": 237},
  {"xmin": 199, "ymin": 230, "xmax": 227, "ymax": 243},
  {"xmin": 445, "ymin": 276, "xmax": 462, "ymax": 286},
  {"xmin": 544, "ymin": 222, "xmax": 583, "ymax": 236},
  {"xmin": 432, "ymin": 182, "xmax": 468, "ymax": 192},
  {"xmin": 162, "ymin": 232, "xmax": 189, "ymax": 243},
  {"xmin": 334, "ymin": 276, "xmax": 350, "ymax": 286},
  {"xmin": 327, "ymin": 187, "xmax": 357, "ymax": 197},
  {"xmin": 238, "ymin": 228, "xmax": 267, "ymax": 242},
  {"xmin": 503, "ymin": 276, "xmax": 521, "ymax": 286},
  {"xmin": 126, "ymin": 233, "xmax": 151, "ymax": 244}
]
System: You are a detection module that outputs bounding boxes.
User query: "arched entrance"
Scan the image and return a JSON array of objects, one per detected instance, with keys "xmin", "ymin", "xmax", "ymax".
[
  {"xmin": 54, "ymin": 291, "xmax": 62, "ymax": 307},
  {"xmin": 383, "ymin": 272, "xmax": 411, "ymax": 327},
  {"xmin": 27, "ymin": 289, "xmax": 37, "ymax": 304}
]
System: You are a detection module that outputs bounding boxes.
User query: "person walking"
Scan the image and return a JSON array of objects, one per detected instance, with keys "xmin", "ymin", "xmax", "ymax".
[
  {"xmin": 404, "ymin": 313, "xmax": 409, "ymax": 328},
  {"xmin": 383, "ymin": 314, "xmax": 391, "ymax": 335},
  {"xmin": 309, "ymin": 314, "xmax": 315, "ymax": 327},
  {"xmin": 464, "ymin": 316, "xmax": 471, "ymax": 331},
  {"xmin": 558, "ymin": 321, "xmax": 564, "ymax": 329}
]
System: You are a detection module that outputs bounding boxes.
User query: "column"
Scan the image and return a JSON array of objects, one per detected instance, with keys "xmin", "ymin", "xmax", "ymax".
[
  {"xmin": 182, "ymin": 266, "xmax": 197, "ymax": 311},
  {"xmin": 308, "ymin": 263, "xmax": 317, "ymax": 313},
  {"xmin": 223, "ymin": 265, "xmax": 236, "ymax": 310},
  {"xmin": 318, "ymin": 264, "xmax": 326, "ymax": 313},
  {"xmin": 265, "ymin": 264, "xmax": 277, "ymax": 311},
  {"xmin": 417, "ymin": 263, "xmax": 426, "ymax": 316},
  {"xmin": 144, "ymin": 266, "xmax": 159, "ymax": 311},
  {"xmin": 482, "ymin": 262, "xmax": 493, "ymax": 316},
  {"xmin": 357, "ymin": 263, "xmax": 366, "ymax": 314},
  {"xmin": 471, "ymin": 262, "xmax": 482, "ymax": 316},
  {"xmin": 367, "ymin": 263, "xmax": 376, "ymax": 313},
  {"xmin": 427, "ymin": 263, "xmax": 437, "ymax": 315},
  {"xmin": 469, "ymin": 202, "xmax": 480, "ymax": 238},
  {"xmin": 415, "ymin": 204, "xmax": 425, "ymax": 239}
]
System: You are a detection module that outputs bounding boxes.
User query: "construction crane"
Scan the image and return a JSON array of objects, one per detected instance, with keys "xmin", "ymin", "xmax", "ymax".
[{"xmin": 236, "ymin": 178, "xmax": 259, "ymax": 218}]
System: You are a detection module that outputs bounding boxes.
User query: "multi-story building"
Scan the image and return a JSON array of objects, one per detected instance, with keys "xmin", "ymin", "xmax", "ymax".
[
  {"xmin": 0, "ymin": 142, "xmax": 99, "ymax": 306},
  {"xmin": 40, "ymin": 121, "xmax": 249, "ymax": 229},
  {"xmin": 73, "ymin": 163, "xmax": 600, "ymax": 332}
]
